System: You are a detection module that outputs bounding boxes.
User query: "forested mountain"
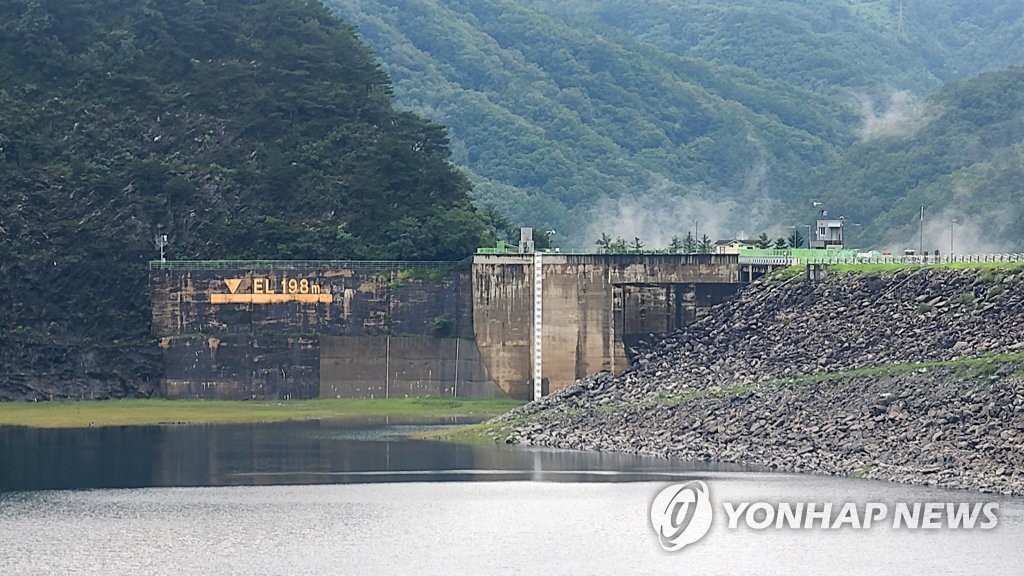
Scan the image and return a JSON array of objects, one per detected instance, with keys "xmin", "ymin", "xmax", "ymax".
[
  {"xmin": 331, "ymin": 0, "xmax": 1024, "ymax": 248},
  {"xmin": 328, "ymin": 0, "xmax": 859, "ymax": 246},
  {"xmin": 808, "ymin": 67, "xmax": 1024, "ymax": 253},
  {"xmin": 529, "ymin": 0, "xmax": 1024, "ymax": 96},
  {"xmin": 0, "ymin": 0, "xmax": 493, "ymax": 397}
]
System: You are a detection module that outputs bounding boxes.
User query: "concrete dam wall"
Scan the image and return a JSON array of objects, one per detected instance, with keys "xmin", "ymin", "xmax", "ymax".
[
  {"xmin": 150, "ymin": 255, "xmax": 745, "ymax": 400},
  {"xmin": 150, "ymin": 262, "xmax": 502, "ymax": 400},
  {"xmin": 473, "ymin": 254, "xmax": 743, "ymax": 398}
]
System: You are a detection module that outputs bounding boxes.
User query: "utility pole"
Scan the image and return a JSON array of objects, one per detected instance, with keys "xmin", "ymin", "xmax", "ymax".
[
  {"xmin": 919, "ymin": 206, "xmax": 924, "ymax": 258},
  {"xmin": 950, "ymin": 217, "xmax": 961, "ymax": 256}
]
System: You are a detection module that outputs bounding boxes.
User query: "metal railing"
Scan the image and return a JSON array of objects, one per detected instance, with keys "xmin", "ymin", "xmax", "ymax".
[
  {"xmin": 738, "ymin": 256, "xmax": 796, "ymax": 265},
  {"xmin": 150, "ymin": 253, "xmax": 1023, "ymax": 271},
  {"xmin": 739, "ymin": 254, "xmax": 1024, "ymax": 266},
  {"xmin": 475, "ymin": 249, "xmax": 739, "ymax": 256},
  {"xmin": 148, "ymin": 259, "xmax": 468, "ymax": 271}
]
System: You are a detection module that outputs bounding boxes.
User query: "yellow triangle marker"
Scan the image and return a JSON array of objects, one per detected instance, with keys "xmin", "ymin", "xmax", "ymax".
[{"xmin": 224, "ymin": 278, "xmax": 242, "ymax": 294}]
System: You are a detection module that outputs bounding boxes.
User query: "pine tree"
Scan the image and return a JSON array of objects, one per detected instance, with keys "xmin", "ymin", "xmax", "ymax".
[
  {"xmin": 787, "ymin": 229, "xmax": 804, "ymax": 249},
  {"xmin": 698, "ymin": 234, "xmax": 713, "ymax": 254},
  {"xmin": 683, "ymin": 231, "xmax": 697, "ymax": 254}
]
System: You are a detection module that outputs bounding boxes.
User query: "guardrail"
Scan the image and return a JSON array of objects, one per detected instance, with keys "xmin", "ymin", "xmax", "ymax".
[
  {"xmin": 151, "ymin": 254, "xmax": 1023, "ymax": 271},
  {"xmin": 739, "ymin": 254, "xmax": 1024, "ymax": 266},
  {"xmin": 738, "ymin": 256, "xmax": 796, "ymax": 265},
  {"xmin": 148, "ymin": 260, "xmax": 468, "ymax": 271}
]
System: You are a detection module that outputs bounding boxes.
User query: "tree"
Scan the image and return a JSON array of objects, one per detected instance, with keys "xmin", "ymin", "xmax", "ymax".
[
  {"xmin": 697, "ymin": 234, "xmax": 713, "ymax": 254},
  {"xmin": 595, "ymin": 232, "xmax": 612, "ymax": 252},
  {"xmin": 755, "ymin": 232, "xmax": 772, "ymax": 249},
  {"xmin": 787, "ymin": 229, "xmax": 805, "ymax": 249},
  {"xmin": 0, "ymin": 0, "xmax": 500, "ymax": 399},
  {"xmin": 683, "ymin": 231, "xmax": 697, "ymax": 254},
  {"xmin": 481, "ymin": 205, "xmax": 516, "ymax": 242},
  {"xmin": 631, "ymin": 237, "xmax": 644, "ymax": 253},
  {"xmin": 668, "ymin": 236, "xmax": 682, "ymax": 253},
  {"xmin": 609, "ymin": 236, "xmax": 628, "ymax": 253},
  {"xmin": 532, "ymin": 228, "xmax": 553, "ymax": 250},
  {"xmin": 774, "ymin": 237, "xmax": 788, "ymax": 249}
]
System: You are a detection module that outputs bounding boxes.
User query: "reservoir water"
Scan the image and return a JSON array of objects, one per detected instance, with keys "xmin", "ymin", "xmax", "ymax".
[{"xmin": 1, "ymin": 419, "xmax": 1022, "ymax": 575}]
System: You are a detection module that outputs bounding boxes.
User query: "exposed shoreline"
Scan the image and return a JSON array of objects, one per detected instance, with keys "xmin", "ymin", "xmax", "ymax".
[
  {"xmin": 498, "ymin": 266, "xmax": 1024, "ymax": 496},
  {"xmin": 502, "ymin": 361, "xmax": 1024, "ymax": 495}
]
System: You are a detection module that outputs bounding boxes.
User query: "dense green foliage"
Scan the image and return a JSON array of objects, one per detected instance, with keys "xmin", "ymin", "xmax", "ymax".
[
  {"xmin": 330, "ymin": 0, "xmax": 857, "ymax": 243},
  {"xmin": 331, "ymin": 0, "xmax": 1024, "ymax": 249},
  {"xmin": 809, "ymin": 67, "xmax": 1024, "ymax": 251},
  {"xmin": 0, "ymin": 0, "xmax": 492, "ymax": 369},
  {"xmin": 534, "ymin": 0, "xmax": 1024, "ymax": 96}
]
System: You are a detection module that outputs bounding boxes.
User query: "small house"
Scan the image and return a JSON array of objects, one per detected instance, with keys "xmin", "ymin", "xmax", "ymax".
[{"xmin": 714, "ymin": 239, "xmax": 759, "ymax": 255}]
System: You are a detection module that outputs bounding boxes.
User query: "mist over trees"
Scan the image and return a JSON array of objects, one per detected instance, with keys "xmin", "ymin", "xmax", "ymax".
[{"xmin": 330, "ymin": 0, "xmax": 1024, "ymax": 250}]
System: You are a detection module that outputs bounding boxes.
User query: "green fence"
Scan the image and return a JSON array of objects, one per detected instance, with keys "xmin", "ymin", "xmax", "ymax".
[
  {"xmin": 738, "ymin": 248, "xmax": 860, "ymax": 259},
  {"xmin": 148, "ymin": 259, "xmax": 468, "ymax": 271}
]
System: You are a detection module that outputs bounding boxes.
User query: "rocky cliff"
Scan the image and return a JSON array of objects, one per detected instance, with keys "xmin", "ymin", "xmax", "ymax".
[{"xmin": 504, "ymin": 265, "xmax": 1024, "ymax": 495}]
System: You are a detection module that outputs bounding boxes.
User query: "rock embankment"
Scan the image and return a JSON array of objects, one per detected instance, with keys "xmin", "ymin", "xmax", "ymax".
[{"xmin": 504, "ymin": 267, "xmax": 1024, "ymax": 495}]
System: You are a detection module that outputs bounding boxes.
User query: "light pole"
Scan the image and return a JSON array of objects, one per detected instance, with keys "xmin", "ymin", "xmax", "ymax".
[
  {"xmin": 839, "ymin": 216, "xmax": 862, "ymax": 249},
  {"xmin": 789, "ymin": 225, "xmax": 812, "ymax": 249},
  {"xmin": 810, "ymin": 201, "xmax": 826, "ymax": 248},
  {"xmin": 950, "ymin": 218, "xmax": 960, "ymax": 256},
  {"xmin": 919, "ymin": 206, "xmax": 925, "ymax": 257}
]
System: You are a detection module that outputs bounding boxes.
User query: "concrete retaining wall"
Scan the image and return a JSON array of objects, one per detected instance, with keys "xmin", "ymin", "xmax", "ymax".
[
  {"xmin": 160, "ymin": 334, "xmax": 318, "ymax": 400},
  {"xmin": 151, "ymin": 264, "xmax": 506, "ymax": 400},
  {"xmin": 320, "ymin": 336, "xmax": 499, "ymax": 399}
]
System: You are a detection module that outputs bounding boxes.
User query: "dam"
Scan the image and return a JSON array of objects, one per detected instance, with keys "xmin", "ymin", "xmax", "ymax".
[{"xmin": 149, "ymin": 253, "xmax": 752, "ymax": 400}]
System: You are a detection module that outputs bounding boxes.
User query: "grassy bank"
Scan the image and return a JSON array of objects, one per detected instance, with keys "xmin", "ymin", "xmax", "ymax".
[
  {"xmin": 769, "ymin": 260, "xmax": 1024, "ymax": 280},
  {"xmin": 829, "ymin": 261, "xmax": 1024, "ymax": 276},
  {"xmin": 0, "ymin": 398, "xmax": 524, "ymax": 429},
  {"xmin": 414, "ymin": 416, "xmax": 530, "ymax": 444}
]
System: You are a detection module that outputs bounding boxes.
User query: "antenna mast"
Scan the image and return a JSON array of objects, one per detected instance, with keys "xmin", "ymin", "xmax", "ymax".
[{"xmin": 155, "ymin": 233, "xmax": 169, "ymax": 262}]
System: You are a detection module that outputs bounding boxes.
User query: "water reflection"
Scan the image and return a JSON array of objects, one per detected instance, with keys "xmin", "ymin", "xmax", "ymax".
[
  {"xmin": 0, "ymin": 419, "xmax": 756, "ymax": 492},
  {"xmin": 3, "ymin": 421, "xmax": 1024, "ymax": 575}
]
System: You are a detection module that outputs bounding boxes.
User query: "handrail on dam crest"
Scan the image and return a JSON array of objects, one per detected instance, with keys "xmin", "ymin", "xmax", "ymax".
[
  {"xmin": 148, "ymin": 259, "xmax": 468, "ymax": 271},
  {"xmin": 738, "ymin": 253, "xmax": 1024, "ymax": 266}
]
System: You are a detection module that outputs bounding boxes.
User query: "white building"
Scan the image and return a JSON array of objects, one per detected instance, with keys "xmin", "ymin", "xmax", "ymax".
[
  {"xmin": 714, "ymin": 239, "xmax": 759, "ymax": 254},
  {"xmin": 810, "ymin": 214, "xmax": 845, "ymax": 249}
]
